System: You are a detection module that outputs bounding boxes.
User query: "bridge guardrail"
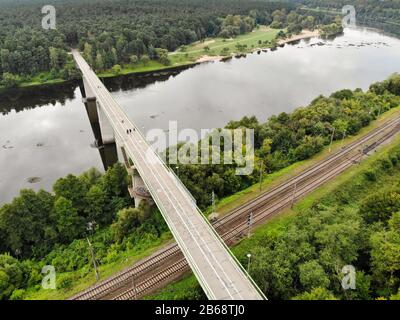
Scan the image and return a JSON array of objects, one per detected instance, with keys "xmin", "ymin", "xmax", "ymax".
[
  {"xmin": 112, "ymin": 96, "xmax": 265, "ymax": 299},
  {"xmin": 75, "ymin": 52, "xmax": 264, "ymax": 299}
]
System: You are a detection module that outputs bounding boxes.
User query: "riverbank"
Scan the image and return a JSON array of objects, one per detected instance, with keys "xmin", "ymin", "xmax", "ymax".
[
  {"xmin": 278, "ymin": 29, "xmax": 320, "ymax": 45},
  {"xmin": 98, "ymin": 26, "xmax": 283, "ymax": 77},
  {"xmin": 188, "ymin": 30, "xmax": 321, "ymax": 64},
  {"xmin": 1, "ymin": 27, "xmax": 321, "ymax": 90},
  {"xmin": 147, "ymin": 118, "xmax": 400, "ymax": 300}
]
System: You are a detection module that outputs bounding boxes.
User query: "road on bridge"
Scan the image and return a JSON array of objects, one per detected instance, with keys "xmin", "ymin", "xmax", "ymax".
[{"xmin": 72, "ymin": 49, "xmax": 264, "ymax": 300}]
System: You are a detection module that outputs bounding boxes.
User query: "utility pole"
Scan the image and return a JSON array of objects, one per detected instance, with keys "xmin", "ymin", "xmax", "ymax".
[
  {"xmin": 87, "ymin": 237, "xmax": 99, "ymax": 281},
  {"xmin": 211, "ymin": 190, "xmax": 216, "ymax": 213},
  {"xmin": 259, "ymin": 159, "xmax": 264, "ymax": 193},
  {"xmin": 86, "ymin": 221, "xmax": 99, "ymax": 281},
  {"xmin": 247, "ymin": 212, "xmax": 253, "ymax": 239},
  {"xmin": 340, "ymin": 130, "xmax": 347, "ymax": 148},
  {"xmin": 247, "ymin": 253, "xmax": 252, "ymax": 273},
  {"xmin": 329, "ymin": 127, "xmax": 335, "ymax": 153},
  {"xmin": 291, "ymin": 181, "xmax": 297, "ymax": 209}
]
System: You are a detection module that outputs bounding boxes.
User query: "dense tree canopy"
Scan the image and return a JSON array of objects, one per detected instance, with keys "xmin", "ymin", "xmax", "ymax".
[
  {"xmin": 169, "ymin": 74, "xmax": 400, "ymax": 209},
  {"xmin": 0, "ymin": 163, "xmax": 169, "ymax": 300},
  {"xmin": 233, "ymin": 142, "xmax": 400, "ymax": 300},
  {"xmin": 0, "ymin": 0, "xmax": 297, "ymax": 87},
  {"xmin": 0, "ymin": 164, "xmax": 130, "ymax": 259},
  {"xmin": 294, "ymin": 0, "xmax": 400, "ymax": 36}
]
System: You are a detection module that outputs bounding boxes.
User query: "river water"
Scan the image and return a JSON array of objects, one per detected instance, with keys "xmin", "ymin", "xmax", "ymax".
[{"xmin": 1, "ymin": 27, "xmax": 400, "ymax": 203}]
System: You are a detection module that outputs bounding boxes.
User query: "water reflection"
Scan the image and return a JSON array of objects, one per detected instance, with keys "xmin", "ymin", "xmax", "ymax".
[
  {"xmin": 112, "ymin": 28, "xmax": 400, "ymax": 135},
  {"xmin": 0, "ymin": 81, "xmax": 77, "ymax": 115},
  {"xmin": 102, "ymin": 64, "xmax": 196, "ymax": 92},
  {"xmin": 0, "ymin": 85, "xmax": 103, "ymax": 203},
  {"xmin": 1, "ymin": 27, "xmax": 400, "ymax": 203}
]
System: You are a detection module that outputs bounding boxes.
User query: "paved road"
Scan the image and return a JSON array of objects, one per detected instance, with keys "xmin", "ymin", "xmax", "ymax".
[{"xmin": 72, "ymin": 50, "xmax": 264, "ymax": 300}]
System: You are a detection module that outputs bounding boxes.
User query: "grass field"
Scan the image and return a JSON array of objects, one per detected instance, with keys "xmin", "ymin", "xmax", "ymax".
[
  {"xmin": 169, "ymin": 26, "xmax": 281, "ymax": 62},
  {"xmin": 98, "ymin": 60, "xmax": 177, "ymax": 78},
  {"xmin": 98, "ymin": 26, "xmax": 282, "ymax": 78},
  {"xmin": 4, "ymin": 27, "xmax": 282, "ymax": 87},
  {"xmin": 0, "ymin": 71, "xmax": 67, "ymax": 90}
]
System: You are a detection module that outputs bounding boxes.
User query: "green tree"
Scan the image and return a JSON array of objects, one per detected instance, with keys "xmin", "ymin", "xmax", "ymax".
[
  {"xmin": 1, "ymin": 72, "xmax": 21, "ymax": 87},
  {"xmin": 155, "ymin": 48, "xmax": 170, "ymax": 66},
  {"xmin": 80, "ymin": 167, "xmax": 102, "ymax": 187},
  {"xmin": 83, "ymin": 42, "xmax": 93, "ymax": 66},
  {"xmin": 299, "ymin": 260, "xmax": 330, "ymax": 291},
  {"xmin": 292, "ymin": 287, "xmax": 338, "ymax": 300},
  {"xmin": 52, "ymin": 197, "xmax": 85, "ymax": 243},
  {"xmin": 85, "ymin": 185, "xmax": 108, "ymax": 225},
  {"xmin": 359, "ymin": 190, "xmax": 400, "ymax": 224},
  {"xmin": 140, "ymin": 54, "xmax": 150, "ymax": 65},
  {"xmin": 370, "ymin": 212, "xmax": 400, "ymax": 294},
  {"xmin": 0, "ymin": 254, "xmax": 24, "ymax": 300},
  {"xmin": 111, "ymin": 64, "xmax": 122, "ymax": 75},
  {"xmin": 49, "ymin": 47, "xmax": 66, "ymax": 71},
  {"xmin": 130, "ymin": 55, "xmax": 138, "ymax": 65},
  {"xmin": 111, "ymin": 207, "xmax": 140, "ymax": 242},
  {"xmin": 101, "ymin": 163, "xmax": 128, "ymax": 198},
  {"xmin": 0, "ymin": 189, "xmax": 54, "ymax": 258},
  {"xmin": 315, "ymin": 216, "xmax": 361, "ymax": 274},
  {"xmin": 95, "ymin": 53, "xmax": 104, "ymax": 70},
  {"xmin": 53, "ymin": 174, "xmax": 88, "ymax": 214}
]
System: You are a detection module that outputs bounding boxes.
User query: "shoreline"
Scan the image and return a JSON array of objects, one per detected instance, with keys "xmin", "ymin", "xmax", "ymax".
[
  {"xmin": 185, "ymin": 29, "xmax": 321, "ymax": 64},
  {"xmin": 0, "ymin": 29, "xmax": 321, "ymax": 91},
  {"xmin": 278, "ymin": 29, "xmax": 320, "ymax": 45}
]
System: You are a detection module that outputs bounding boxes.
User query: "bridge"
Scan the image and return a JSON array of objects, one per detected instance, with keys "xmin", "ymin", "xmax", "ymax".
[{"xmin": 72, "ymin": 50, "xmax": 265, "ymax": 300}]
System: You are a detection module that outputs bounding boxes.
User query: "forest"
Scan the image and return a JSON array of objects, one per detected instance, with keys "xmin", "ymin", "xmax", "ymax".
[
  {"xmin": 154, "ymin": 134, "xmax": 400, "ymax": 300},
  {"xmin": 241, "ymin": 134, "xmax": 400, "ymax": 300},
  {"xmin": 170, "ymin": 74, "xmax": 400, "ymax": 210},
  {"xmin": 1, "ymin": 73, "xmax": 399, "ymax": 300},
  {"xmin": 1, "ymin": 0, "xmax": 398, "ymax": 88},
  {"xmin": 0, "ymin": 164, "xmax": 169, "ymax": 299},
  {"xmin": 0, "ymin": 0, "xmax": 339, "ymax": 88},
  {"xmin": 294, "ymin": 0, "xmax": 400, "ymax": 36},
  {"xmin": 2, "ymin": 0, "xmax": 400, "ymax": 301},
  {"xmin": 0, "ymin": 0, "xmax": 288, "ymax": 87}
]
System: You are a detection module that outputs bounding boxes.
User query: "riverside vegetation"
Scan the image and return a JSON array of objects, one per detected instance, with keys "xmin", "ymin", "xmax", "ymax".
[
  {"xmin": 149, "ymin": 129, "xmax": 400, "ymax": 300},
  {"xmin": 0, "ymin": 74, "xmax": 400, "ymax": 299},
  {"xmin": 297, "ymin": 0, "xmax": 400, "ymax": 37},
  {"xmin": 0, "ymin": 0, "xmax": 343, "ymax": 89}
]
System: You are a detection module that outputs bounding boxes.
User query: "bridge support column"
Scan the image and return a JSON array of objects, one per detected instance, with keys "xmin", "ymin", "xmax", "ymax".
[
  {"xmin": 81, "ymin": 75, "xmax": 153, "ymax": 208},
  {"xmin": 81, "ymin": 77, "xmax": 115, "ymax": 146},
  {"xmin": 117, "ymin": 144, "xmax": 152, "ymax": 207},
  {"xmin": 128, "ymin": 166, "xmax": 153, "ymax": 208}
]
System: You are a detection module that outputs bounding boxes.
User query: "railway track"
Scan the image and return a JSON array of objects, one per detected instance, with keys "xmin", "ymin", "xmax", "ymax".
[{"xmin": 70, "ymin": 115, "xmax": 400, "ymax": 300}]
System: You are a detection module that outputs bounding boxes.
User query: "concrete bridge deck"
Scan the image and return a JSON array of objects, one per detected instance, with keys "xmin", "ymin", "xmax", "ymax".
[{"xmin": 72, "ymin": 49, "xmax": 264, "ymax": 300}]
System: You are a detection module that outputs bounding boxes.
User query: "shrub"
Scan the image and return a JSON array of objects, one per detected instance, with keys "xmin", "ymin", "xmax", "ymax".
[
  {"xmin": 9, "ymin": 289, "xmax": 25, "ymax": 300},
  {"xmin": 363, "ymin": 170, "xmax": 377, "ymax": 182}
]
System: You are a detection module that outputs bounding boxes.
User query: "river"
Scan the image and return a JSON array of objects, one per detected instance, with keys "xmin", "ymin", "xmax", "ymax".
[{"xmin": 1, "ymin": 27, "xmax": 400, "ymax": 203}]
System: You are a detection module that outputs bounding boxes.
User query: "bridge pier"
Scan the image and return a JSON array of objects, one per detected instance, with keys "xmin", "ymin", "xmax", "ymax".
[
  {"xmin": 82, "ymin": 77, "xmax": 115, "ymax": 147},
  {"xmin": 117, "ymin": 143, "xmax": 153, "ymax": 208},
  {"xmin": 81, "ymin": 77, "xmax": 153, "ymax": 207},
  {"xmin": 73, "ymin": 49, "xmax": 265, "ymax": 299},
  {"xmin": 128, "ymin": 166, "xmax": 153, "ymax": 208}
]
